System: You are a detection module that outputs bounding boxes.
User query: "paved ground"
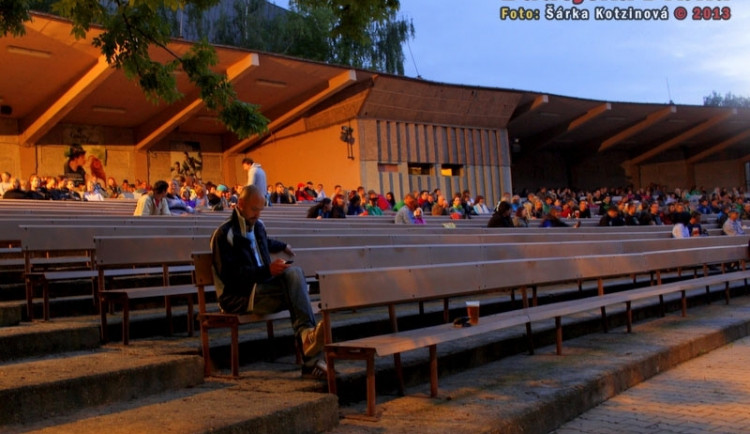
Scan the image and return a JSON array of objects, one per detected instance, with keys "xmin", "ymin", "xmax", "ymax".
[{"xmin": 554, "ymin": 335, "xmax": 750, "ymax": 434}]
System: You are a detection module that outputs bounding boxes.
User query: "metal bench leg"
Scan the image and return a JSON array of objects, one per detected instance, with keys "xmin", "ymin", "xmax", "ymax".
[
  {"xmin": 186, "ymin": 296, "xmax": 194, "ymax": 337},
  {"xmin": 680, "ymin": 290, "xmax": 687, "ymax": 317},
  {"xmin": 429, "ymin": 345, "xmax": 438, "ymax": 397},
  {"xmin": 394, "ymin": 353, "xmax": 404, "ymax": 396},
  {"xmin": 25, "ymin": 276, "xmax": 35, "ymax": 321},
  {"xmin": 325, "ymin": 351, "xmax": 337, "ymax": 395},
  {"xmin": 42, "ymin": 278, "xmax": 50, "ymax": 321},
  {"xmin": 165, "ymin": 296, "xmax": 173, "ymax": 336},
  {"xmin": 626, "ymin": 301, "xmax": 632, "ymax": 333},
  {"xmin": 598, "ymin": 278, "xmax": 608, "ymax": 333},
  {"xmin": 100, "ymin": 297, "xmax": 109, "ymax": 343},
  {"xmin": 122, "ymin": 301, "xmax": 130, "ymax": 345},
  {"xmin": 555, "ymin": 317, "xmax": 562, "ymax": 355},
  {"xmin": 725, "ymin": 282, "xmax": 731, "ymax": 305},
  {"xmin": 231, "ymin": 323, "xmax": 239, "ymax": 377},
  {"xmin": 366, "ymin": 355, "xmax": 376, "ymax": 417},
  {"xmin": 521, "ymin": 286, "xmax": 534, "ymax": 355},
  {"xmin": 658, "ymin": 295, "xmax": 665, "ymax": 317}
]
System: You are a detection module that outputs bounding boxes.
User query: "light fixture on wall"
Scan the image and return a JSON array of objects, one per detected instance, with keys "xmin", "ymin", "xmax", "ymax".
[
  {"xmin": 511, "ymin": 138, "xmax": 521, "ymax": 153},
  {"xmin": 340, "ymin": 125, "xmax": 355, "ymax": 160},
  {"xmin": 256, "ymin": 79, "xmax": 287, "ymax": 88},
  {"xmin": 92, "ymin": 106, "xmax": 126, "ymax": 114},
  {"xmin": 7, "ymin": 45, "xmax": 52, "ymax": 58}
]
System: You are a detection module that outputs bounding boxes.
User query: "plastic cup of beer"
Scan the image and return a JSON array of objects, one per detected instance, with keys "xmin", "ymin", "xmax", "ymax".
[{"xmin": 466, "ymin": 301, "xmax": 480, "ymax": 325}]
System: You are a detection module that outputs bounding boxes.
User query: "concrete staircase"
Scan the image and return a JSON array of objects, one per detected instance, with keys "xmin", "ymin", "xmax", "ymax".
[{"xmin": 1, "ymin": 276, "xmax": 749, "ymax": 433}]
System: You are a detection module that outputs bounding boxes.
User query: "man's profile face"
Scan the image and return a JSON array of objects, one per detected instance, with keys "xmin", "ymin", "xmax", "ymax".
[{"xmin": 238, "ymin": 191, "xmax": 265, "ymax": 226}]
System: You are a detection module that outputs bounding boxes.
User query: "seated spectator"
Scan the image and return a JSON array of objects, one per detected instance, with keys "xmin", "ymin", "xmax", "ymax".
[
  {"xmin": 696, "ymin": 198, "xmax": 712, "ymax": 215},
  {"xmin": 307, "ymin": 198, "xmax": 332, "ymax": 219},
  {"xmin": 207, "ymin": 184, "xmax": 227, "ymax": 211},
  {"xmin": 639, "ymin": 202, "xmax": 663, "ymax": 225},
  {"xmin": 27, "ymin": 175, "xmax": 48, "ymax": 200},
  {"xmin": 488, "ymin": 201, "xmax": 514, "ymax": 228},
  {"xmin": 270, "ymin": 182, "xmax": 293, "ymax": 204},
  {"xmin": 540, "ymin": 206, "xmax": 579, "ymax": 228},
  {"xmin": 671, "ymin": 212, "xmax": 691, "ymax": 238},
  {"xmin": 722, "ymin": 209, "xmax": 745, "ymax": 235},
  {"xmin": 623, "ymin": 203, "xmax": 640, "ymax": 225},
  {"xmin": 394, "ymin": 194, "xmax": 418, "ymax": 224},
  {"xmin": 2, "ymin": 177, "xmax": 27, "ymax": 199},
  {"xmin": 597, "ymin": 195, "xmax": 614, "ymax": 216},
  {"xmin": 449, "ymin": 195, "xmax": 465, "ymax": 220},
  {"xmin": 295, "ymin": 183, "xmax": 315, "ymax": 202},
  {"xmin": 741, "ymin": 202, "xmax": 750, "ymax": 221},
  {"xmin": 314, "ymin": 183, "xmax": 326, "ymax": 201},
  {"xmin": 687, "ymin": 211, "xmax": 706, "ymax": 237},
  {"xmin": 473, "ymin": 195, "xmax": 492, "ymax": 215},
  {"xmin": 305, "ymin": 181, "xmax": 318, "ymax": 200},
  {"xmin": 599, "ymin": 206, "xmax": 625, "ymax": 226},
  {"xmin": 133, "ymin": 180, "xmax": 170, "ymax": 216},
  {"xmin": 431, "ymin": 195, "xmax": 448, "ymax": 216},
  {"xmin": 413, "ymin": 207, "xmax": 426, "ymax": 224},
  {"xmin": 330, "ymin": 194, "xmax": 347, "ymax": 218},
  {"xmin": 193, "ymin": 184, "xmax": 209, "ymax": 210},
  {"xmin": 385, "ymin": 192, "xmax": 396, "ymax": 210},
  {"xmin": 0, "ymin": 171, "xmax": 11, "ymax": 197},
  {"xmin": 346, "ymin": 190, "xmax": 363, "ymax": 215},
  {"xmin": 417, "ymin": 190, "xmax": 431, "ymax": 212},
  {"xmin": 83, "ymin": 179, "xmax": 105, "ymax": 201},
  {"xmin": 45, "ymin": 178, "xmax": 65, "ymax": 200},
  {"xmin": 105, "ymin": 177, "xmax": 121, "ymax": 199},
  {"xmin": 576, "ymin": 200, "xmax": 592, "ymax": 218},
  {"xmin": 716, "ymin": 205, "xmax": 731, "ymax": 229},
  {"xmin": 165, "ymin": 178, "xmax": 195, "ymax": 215},
  {"xmin": 364, "ymin": 190, "xmax": 383, "ymax": 215}
]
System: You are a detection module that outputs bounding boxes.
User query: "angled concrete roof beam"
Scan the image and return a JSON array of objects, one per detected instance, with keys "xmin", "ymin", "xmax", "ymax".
[
  {"xmin": 598, "ymin": 106, "xmax": 676, "ymax": 152},
  {"xmin": 225, "ymin": 69, "xmax": 357, "ymax": 156},
  {"xmin": 687, "ymin": 128, "xmax": 750, "ymax": 164},
  {"xmin": 629, "ymin": 109, "xmax": 737, "ymax": 165},
  {"xmin": 135, "ymin": 53, "xmax": 259, "ymax": 152},
  {"xmin": 20, "ymin": 55, "xmax": 114, "ymax": 146}
]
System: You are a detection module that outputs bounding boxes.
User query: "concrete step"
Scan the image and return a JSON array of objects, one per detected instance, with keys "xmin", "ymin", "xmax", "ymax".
[
  {"xmin": 0, "ymin": 319, "xmax": 100, "ymax": 361},
  {"xmin": 0, "ymin": 343, "xmax": 204, "ymax": 426},
  {"xmin": 3, "ymin": 364, "xmax": 338, "ymax": 434},
  {"xmin": 0, "ymin": 301, "xmax": 22, "ymax": 326}
]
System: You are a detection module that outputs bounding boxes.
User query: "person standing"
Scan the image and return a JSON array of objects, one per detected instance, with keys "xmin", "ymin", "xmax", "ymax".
[{"xmin": 242, "ymin": 158, "xmax": 267, "ymax": 204}]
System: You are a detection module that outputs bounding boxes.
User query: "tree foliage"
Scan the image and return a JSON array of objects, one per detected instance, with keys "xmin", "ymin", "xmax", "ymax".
[
  {"xmin": 703, "ymin": 91, "xmax": 750, "ymax": 108},
  {"xmin": 174, "ymin": 0, "xmax": 414, "ymax": 75},
  {"xmin": 1, "ymin": 0, "xmax": 268, "ymax": 139},
  {"xmin": 291, "ymin": 0, "xmax": 414, "ymax": 74}
]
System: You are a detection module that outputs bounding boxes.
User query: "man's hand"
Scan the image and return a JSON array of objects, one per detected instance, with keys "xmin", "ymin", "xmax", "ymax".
[
  {"xmin": 269, "ymin": 258, "xmax": 290, "ymax": 276},
  {"xmin": 284, "ymin": 244, "xmax": 295, "ymax": 256}
]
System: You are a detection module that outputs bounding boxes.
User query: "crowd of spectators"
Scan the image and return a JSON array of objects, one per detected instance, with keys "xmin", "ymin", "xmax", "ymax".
[
  {"xmin": 3, "ymin": 168, "xmax": 749, "ymax": 235},
  {"xmin": 487, "ymin": 185, "xmax": 750, "ymax": 236}
]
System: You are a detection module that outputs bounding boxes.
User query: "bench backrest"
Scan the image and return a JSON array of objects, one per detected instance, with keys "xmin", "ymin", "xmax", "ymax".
[
  {"xmin": 291, "ymin": 235, "xmax": 749, "ymax": 276},
  {"xmin": 317, "ymin": 245, "xmax": 750, "ymax": 311},
  {"xmin": 94, "ymin": 235, "xmax": 210, "ymax": 267},
  {"xmin": 20, "ymin": 225, "xmax": 216, "ymax": 252}
]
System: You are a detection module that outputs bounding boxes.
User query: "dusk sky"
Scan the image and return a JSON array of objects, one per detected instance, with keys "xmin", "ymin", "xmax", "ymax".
[{"xmin": 279, "ymin": 0, "xmax": 750, "ymax": 106}]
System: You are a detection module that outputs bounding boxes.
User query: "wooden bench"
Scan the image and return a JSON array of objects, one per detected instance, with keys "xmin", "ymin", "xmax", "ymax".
[
  {"xmin": 318, "ymin": 244, "xmax": 750, "ymax": 417},
  {"xmin": 96, "ymin": 235, "xmax": 210, "ymax": 344},
  {"xmin": 20, "ymin": 225, "xmax": 216, "ymax": 321}
]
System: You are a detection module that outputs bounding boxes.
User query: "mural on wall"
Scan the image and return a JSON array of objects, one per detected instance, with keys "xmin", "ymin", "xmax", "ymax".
[
  {"xmin": 170, "ymin": 141, "xmax": 203, "ymax": 181},
  {"xmin": 62, "ymin": 126, "xmax": 107, "ymax": 186}
]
